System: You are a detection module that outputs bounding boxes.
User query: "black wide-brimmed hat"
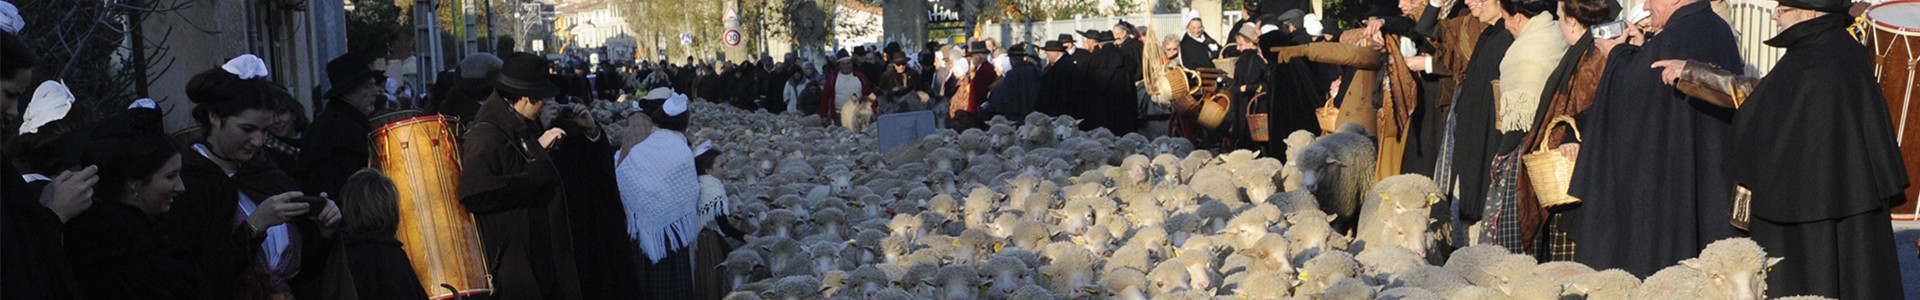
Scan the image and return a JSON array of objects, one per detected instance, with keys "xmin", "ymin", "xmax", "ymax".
[
  {"xmin": 490, "ymin": 52, "xmax": 563, "ymax": 98},
  {"xmin": 324, "ymin": 53, "xmax": 382, "ymax": 101},
  {"xmin": 967, "ymin": 41, "xmax": 991, "ymax": 55},
  {"xmin": 1007, "ymin": 43, "xmax": 1035, "ymax": 58},
  {"xmin": 1058, "ymin": 34, "xmax": 1077, "ymax": 44},
  {"xmin": 1079, "ymin": 30, "xmax": 1104, "ymax": 40},
  {"xmin": 1042, "ymin": 40, "xmax": 1067, "ymax": 52}
]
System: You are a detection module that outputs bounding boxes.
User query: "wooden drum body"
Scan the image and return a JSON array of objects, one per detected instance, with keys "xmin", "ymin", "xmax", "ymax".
[
  {"xmin": 371, "ymin": 112, "xmax": 493, "ymax": 298},
  {"xmin": 1868, "ymin": 1, "xmax": 1920, "ymax": 220}
]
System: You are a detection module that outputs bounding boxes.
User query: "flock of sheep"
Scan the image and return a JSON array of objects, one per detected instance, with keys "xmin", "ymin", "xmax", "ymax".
[{"xmin": 588, "ymin": 100, "xmax": 1824, "ymax": 300}]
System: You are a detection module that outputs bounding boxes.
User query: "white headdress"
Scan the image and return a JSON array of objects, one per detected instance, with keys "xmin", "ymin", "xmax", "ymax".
[
  {"xmin": 222, "ymin": 54, "xmax": 271, "ymax": 80},
  {"xmin": 20, "ymin": 81, "xmax": 73, "ymax": 135}
]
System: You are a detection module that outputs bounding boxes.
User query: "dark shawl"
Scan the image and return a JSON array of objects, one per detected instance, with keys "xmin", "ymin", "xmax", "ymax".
[
  {"xmin": 1738, "ymin": 14, "xmax": 1907, "ymax": 222},
  {"xmin": 1180, "ymin": 33, "xmax": 1222, "ymax": 69},
  {"xmin": 1567, "ymin": 0, "xmax": 1745, "ymax": 277}
]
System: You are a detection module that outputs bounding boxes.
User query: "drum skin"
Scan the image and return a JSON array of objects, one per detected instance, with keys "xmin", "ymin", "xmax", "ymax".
[{"xmin": 371, "ymin": 113, "xmax": 494, "ymax": 297}]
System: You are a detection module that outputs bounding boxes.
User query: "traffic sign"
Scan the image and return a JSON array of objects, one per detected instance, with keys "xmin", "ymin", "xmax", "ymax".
[{"xmin": 724, "ymin": 29, "xmax": 743, "ymax": 47}]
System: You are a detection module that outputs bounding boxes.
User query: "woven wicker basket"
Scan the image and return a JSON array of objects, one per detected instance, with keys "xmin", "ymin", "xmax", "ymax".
[
  {"xmin": 1197, "ymin": 93, "xmax": 1233, "ymax": 129},
  {"xmin": 1247, "ymin": 91, "xmax": 1271, "ymax": 142},
  {"xmin": 1524, "ymin": 115, "xmax": 1584, "ymax": 208},
  {"xmin": 1314, "ymin": 96, "xmax": 1338, "ymax": 134}
]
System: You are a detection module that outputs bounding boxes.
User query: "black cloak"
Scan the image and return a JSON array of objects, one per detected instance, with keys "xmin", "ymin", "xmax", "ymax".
[
  {"xmin": 1567, "ymin": 0, "xmax": 1745, "ymax": 277},
  {"xmin": 1449, "ymin": 21, "xmax": 1514, "ymax": 222},
  {"xmin": 1180, "ymin": 33, "xmax": 1222, "ymax": 69},
  {"xmin": 457, "ymin": 95, "xmax": 583, "ymax": 300},
  {"xmin": 1037, "ymin": 55, "xmax": 1084, "ymax": 117},
  {"xmin": 1735, "ymin": 14, "xmax": 1907, "ymax": 299},
  {"xmin": 1261, "ymin": 30, "xmax": 1329, "ymax": 160},
  {"xmin": 295, "ymin": 98, "xmax": 374, "ymax": 200},
  {"xmin": 65, "ymin": 201, "xmax": 210, "ymax": 299}
]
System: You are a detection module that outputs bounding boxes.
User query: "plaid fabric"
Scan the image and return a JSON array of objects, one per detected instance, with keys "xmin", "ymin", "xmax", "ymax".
[
  {"xmin": 1434, "ymin": 94, "xmax": 1459, "ymax": 194},
  {"xmin": 1542, "ymin": 212, "xmax": 1576, "ymax": 261},
  {"xmin": 1482, "ymin": 147, "xmax": 1526, "ymax": 254},
  {"xmin": 637, "ymin": 247, "xmax": 694, "ymax": 299}
]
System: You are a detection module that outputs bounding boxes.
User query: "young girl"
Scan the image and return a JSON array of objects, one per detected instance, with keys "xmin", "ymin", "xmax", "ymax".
[
  {"xmin": 691, "ymin": 142, "xmax": 751, "ymax": 299},
  {"xmin": 334, "ymin": 168, "xmax": 427, "ymax": 300}
]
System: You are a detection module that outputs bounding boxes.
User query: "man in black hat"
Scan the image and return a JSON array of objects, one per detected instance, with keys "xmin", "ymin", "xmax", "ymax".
[
  {"xmin": 1037, "ymin": 40, "xmax": 1083, "ymax": 118},
  {"xmin": 458, "ymin": 52, "xmax": 583, "ymax": 300},
  {"xmin": 1079, "ymin": 30, "xmax": 1140, "ymax": 135},
  {"xmin": 294, "ymin": 53, "xmax": 383, "ymax": 199},
  {"xmin": 985, "ymin": 43, "xmax": 1041, "ymax": 120},
  {"xmin": 876, "ymin": 55, "xmax": 921, "ymax": 113},
  {"xmin": 1652, "ymin": 0, "xmax": 1906, "ymax": 297},
  {"xmin": 951, "ymin": 42, "xmax": 998, "ymax": 129},
  {"xmin": 1112, "ymin": 21, "xmax": 1145, "ymax": 83}
]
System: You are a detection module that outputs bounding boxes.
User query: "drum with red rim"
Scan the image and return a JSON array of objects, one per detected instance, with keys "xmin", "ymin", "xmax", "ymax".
[
  {"xmin": 371, "ymin": 111, "xmax": 493, "ymax": 299},
  {"xmin": 1867, "ymin": 0, "xmax": 1920, "ymax": 220}
]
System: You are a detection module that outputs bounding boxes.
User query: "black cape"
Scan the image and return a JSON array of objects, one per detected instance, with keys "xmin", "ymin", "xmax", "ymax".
[
  {"xmin": 548, "ymin": 125, "xmax": 642, "ymax": 298},
  {"xmin": 1449, "ymin": 21, "xmax": 1514, "ymax": 222},
  {"xmin": 172, "ymin": 144, "xmax": 326, "ymax": 299},
  {"xmin": 1736, "ymin": 14, "xmax": 1907, "ymax": 299},
  {"xmin": 1261, "ymin": 30, "xmax": 1330, "ymax": 160},
  {"xmin": 1037, "ymin": 56, "xmax": 1084, "ymax": 117},
  {"xmin": 65, "ymin": 201, "xmax": 210, "ymax": 299},
  {"xmin": 1567, "ymin": 0, "xmax": 1745, "ymax": 277}
]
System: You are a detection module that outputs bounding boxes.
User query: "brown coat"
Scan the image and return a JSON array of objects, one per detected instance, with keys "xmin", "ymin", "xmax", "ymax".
[
  {"xmin": 1517, "ymin": 44, "xmax": 1607, "ymax": 250},
  {"xmin": 1429, "ymin": 15, "xmax": 1490, "ymax": 110}
]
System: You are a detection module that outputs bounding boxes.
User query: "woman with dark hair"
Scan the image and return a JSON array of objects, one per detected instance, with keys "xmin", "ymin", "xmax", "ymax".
[
  {"xmin": 615, "ymin": 88, "xmax": 700, "ymax": 298},
  {"xmin": 1, "ymin": 30, "xmax": 92, "ymax": 300},
  {"xmin": 1475, "ymin": 0, "xmax": 1565, "ymax": 254},
  {"xmin": 332, "ymin": 168, "xmax": 429, "ymax": 300},
  {"xmin": 1518, "ymin": 0, "xmax": 1616, "ymax": 262},
  {"xmin": 64, "ymin": 102, "xmax": 210, "ymax": 299},
  {"xmin": 172, "ymin": 55, "xmax": 342, "ymax": 300}
]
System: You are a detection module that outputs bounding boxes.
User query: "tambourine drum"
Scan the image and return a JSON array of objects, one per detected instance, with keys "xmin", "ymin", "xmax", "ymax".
[
  {"xmin": 1867, "ymin": 1, "xmax": 1920, "ymax": 220},
  {"xmin": 370, "ymin": 111, "xmax": 493, "ymax": 298}
]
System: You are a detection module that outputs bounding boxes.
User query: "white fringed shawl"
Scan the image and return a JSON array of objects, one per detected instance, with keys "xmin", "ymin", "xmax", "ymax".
[
  {"xmin": 614, "ymin": 129, "xmax": 703, "ymax": 263},
  {"xmin": 1497, "ymin": 15, "xmax": 1568, "ymax": 132}
]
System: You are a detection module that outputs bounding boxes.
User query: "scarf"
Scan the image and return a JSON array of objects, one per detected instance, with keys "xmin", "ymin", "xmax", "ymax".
[{"xmin": 614, "ymin": 129, "xmax": 702, "ymax": 263}]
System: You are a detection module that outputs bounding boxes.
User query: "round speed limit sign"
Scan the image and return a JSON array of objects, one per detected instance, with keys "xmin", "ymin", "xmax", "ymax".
[{"xmin": 724, "ymin": 29, "xmax": 743, "ymax": 47}]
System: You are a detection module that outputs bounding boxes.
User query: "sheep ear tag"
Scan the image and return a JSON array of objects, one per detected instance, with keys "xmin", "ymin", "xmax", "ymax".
[
  {"xmin": 953, "ymin": 239, "xmax": 961, "ymax": 247},
  {"xmin": 1426, "ymin": 193, "xmax": 1440, "ymax": 206},
  {"xmin": 992, "ymin": 242, "xmax": 1004, "ymax": 252},
  {"xmin": 1297, "ymin": 270, "xmax": 1310, "ymax": 282}
]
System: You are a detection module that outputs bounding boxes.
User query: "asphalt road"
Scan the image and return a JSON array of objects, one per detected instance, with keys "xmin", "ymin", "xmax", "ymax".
[{"xmin": 1896, "ymin": 221, "xmax": 1917, "ymax": 299}]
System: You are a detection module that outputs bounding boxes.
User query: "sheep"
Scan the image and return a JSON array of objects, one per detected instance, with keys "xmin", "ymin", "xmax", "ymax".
[
  {"xmin": 1234, "ymin": 157, "xmax": 1286, "ymax": 202},
  {"xmin": 1297, "ymin": 250, "xmax": 1361, "ymax": 295},
  {"xmin": 1637, "ymin": 265, "xmax": 1708, "ymax": 300},
  {"xmin": 1677, "ymin": 238, "xmax": 1783, "ymax": 300},
  {"xmin": 1562, "ymin": 269, "xmax": 1640, "ymax": 300},
  {"xmin": 983, "ymin": 255, "xmax": 1032, "ymax": 297},
  {"xmin": 934, "ymin": 265, "xmax": 980, "ymax": 300},
  {"xmin": 1227, "ymin": 269, "xmax": 1296, "ymax": 299},
  {"xmin": 1238, "ymin": 234, "xmax": 1296, "ymax": 273},
  {"xmin": 1377, "ymin": 286, "xmax": 1443, "ymax": 300},
  {"xmin": 1190, "ymin": 166, "xmax": 1245, "ymax": 204},
  {"xmin": 1354, "ymin": 209, "xmax": 1431, "ymax": 256},
  {"xmin": 724, "ymin": 250, "xmax": 769, "ymax": 289},
  {"xmin": 1006, "ymin": 285, "xmax": 1053, "ymax": 300},
  {"xmin": 1146, "ymin": 262, "xmax": 1194, "ymax": 297},
  {"xmin": 1040, "ymin": 248, "xmax": 1100, "ymax": 297},
  {"xmin": 843, "ymin": 265, "xmax": 890, "ymax": 299},
  {"xmin": 1355, "ymin": 245, "xmax": 1428, "ymax": 285},
  {"xmin": 1291, "ymin": 123, "xmax": 1377, "ymax": 232},
  {"xmin": 1100, "ymin": 267, "xmax": 1152, "ymax": 300},
  {"xmin": 770, "ymin": 275, "xmax": 824, "ymax": 300},
  {"xmin": 1105, "ymin": 244, "xmax": 1154, "ymax": 274},
  {"xmin": 1317, "ymin": 277, "xmax": 1379, "ymax": 300},
  {"xmin": 1284, "ymin": 210, "xmax": 1348, "ymax": 264},
  {"xmin": 1386, "ymin": 266, "xmax": 1471, "ymax": 295}
]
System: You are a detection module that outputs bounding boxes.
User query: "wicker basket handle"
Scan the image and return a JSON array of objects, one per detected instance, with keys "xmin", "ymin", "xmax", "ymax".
[{"xmin": 1537, "ymin": 115, "xmax": 1583, "ymax": 152}]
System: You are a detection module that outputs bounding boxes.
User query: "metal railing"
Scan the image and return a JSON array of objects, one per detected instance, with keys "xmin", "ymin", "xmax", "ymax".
[{"xmin": 1727, "ymin": 0, "xmax": 1787, "ymax": 76}]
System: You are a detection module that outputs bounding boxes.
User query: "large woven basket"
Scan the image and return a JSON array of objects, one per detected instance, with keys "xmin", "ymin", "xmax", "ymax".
[
  {"xmin": 1314, "ymin": 96, "xmax": 1339, "ymax": 134},
  {"xmin": 1197, "ymin": 93, "xmax": 1233, "ymax": 129},
  {"xmin": 1167, "ymin": 68, "xmax": 1203, "ymax": 117},
  {"xmin": 1247, "ymin": 91, "xmax": 1271, "ymax": 142},
  {"xmin": 1524, "ymin": 115, "xmax": 1583, "ymax": 208}
]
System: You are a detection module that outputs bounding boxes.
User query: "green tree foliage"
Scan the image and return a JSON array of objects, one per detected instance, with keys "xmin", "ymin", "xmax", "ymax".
[{"xmin": 347, "ymin": 0, "xmax": 409, "ymax": 58}]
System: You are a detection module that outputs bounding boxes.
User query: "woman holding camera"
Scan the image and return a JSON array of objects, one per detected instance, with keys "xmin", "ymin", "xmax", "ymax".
[{"xmin": 172, "ymin": 56, "xmax": 341, "ymax": 300}]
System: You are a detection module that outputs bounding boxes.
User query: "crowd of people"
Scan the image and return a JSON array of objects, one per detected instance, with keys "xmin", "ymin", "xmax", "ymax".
[{"xmin": 0, "ymin": 0, "xmax": 1914, "ymax": 297}]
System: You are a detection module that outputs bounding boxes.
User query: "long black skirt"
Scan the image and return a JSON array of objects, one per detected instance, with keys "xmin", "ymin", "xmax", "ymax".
[
  {"xmin": 635, "ymin": 245, "xmax": 693, "ymax": 300},
  {"xmin": 1751, "ymin": 206, "xmax": 1906, "ymax": 299}
]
